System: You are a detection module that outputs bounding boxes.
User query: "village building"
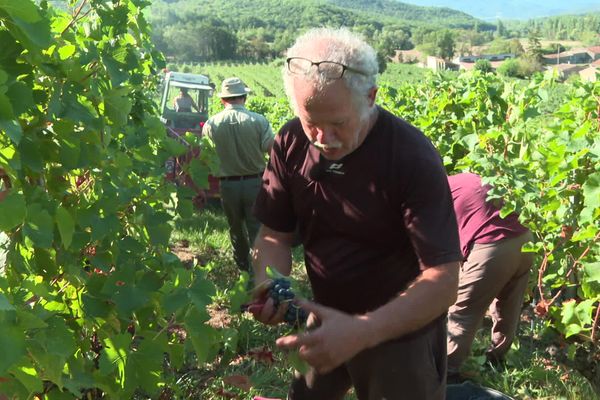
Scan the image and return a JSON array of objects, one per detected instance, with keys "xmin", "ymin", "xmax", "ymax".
[
  {"xmin": 393, "ymin": 45, "xmax": 600, "ymax": 78},
  {"xmin": 587, "ymin": 46, "xmax": 600, "ymax": 60},
  {"xmin": 579, "ymin": 59, "xmax": 600, "ymax": 82},
  {"xmin": 542, "ymin": 46, "xmax": 600, "ymax": 65},
  {"xmin": 452, "ymin": 53, "xmax": 515, "ymax": 64},
  {"xmin": 425, "ymin": 56, "xmax": 460, "ymax": 72},
  {"xmin": 546, "ymin": 63, "xmax": 587, "ymax": 79}
]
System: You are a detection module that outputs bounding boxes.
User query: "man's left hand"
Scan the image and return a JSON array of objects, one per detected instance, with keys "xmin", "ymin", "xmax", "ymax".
[{"xmin": 275, "ymin": 300, "xmax": 373, "ymax": 374}]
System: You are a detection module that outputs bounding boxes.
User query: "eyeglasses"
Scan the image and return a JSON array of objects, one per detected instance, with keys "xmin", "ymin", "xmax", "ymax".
[{"xmin": 286, "ymin": 57, "xmax": 369, "ymax": 79}]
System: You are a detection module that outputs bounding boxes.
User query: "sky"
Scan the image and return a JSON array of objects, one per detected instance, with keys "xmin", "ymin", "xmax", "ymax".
[{"xmin": 398, "ymin": 0, "xmax": 600, "ymax": 20}]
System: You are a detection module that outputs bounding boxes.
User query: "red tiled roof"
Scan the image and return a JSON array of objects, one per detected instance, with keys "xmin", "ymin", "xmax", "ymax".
[
  {"xmin": 592, "ymin": 59, "xmax": 600, "ymax": 67},
  {"xmin": 587, "ymin": 46, "xmax": 600, "ymax": 55},
  {"xmin": 546, "ymin": 48, "xmax": 590, "ymax": 58}
]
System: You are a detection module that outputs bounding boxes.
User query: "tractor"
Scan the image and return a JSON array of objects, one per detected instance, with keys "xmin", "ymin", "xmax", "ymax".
[{"xmin": 159, "ymin": 71, "xmax": 219, "ymax": 208}]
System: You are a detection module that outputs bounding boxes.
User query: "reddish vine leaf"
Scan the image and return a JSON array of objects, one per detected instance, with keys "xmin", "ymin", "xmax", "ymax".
[{"xmin": 248, "ymin": 347, "xmax": 275, "ymax": 365}]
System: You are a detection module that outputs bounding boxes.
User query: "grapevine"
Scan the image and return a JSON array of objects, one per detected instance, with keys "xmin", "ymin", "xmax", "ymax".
[
  {"xmin": 269, "ymin": 278, "xmax": 309, "ymax": 328},
  {"xmin": 0, "ymin": 1, "xmax": 220, "ymax": 398},
  {"xmin": 241, "ymin": 277, "xmax": 308, "ymax": 328}
]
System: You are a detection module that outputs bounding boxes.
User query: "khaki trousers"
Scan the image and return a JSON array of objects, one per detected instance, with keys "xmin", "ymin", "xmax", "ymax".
[
  {"xmin": 219, "ymin": 177, "xmax": 262, "ymax": 271},
  {"xmin": 447, "ymin": 231, "xmax": 533, "ymax": 372}
]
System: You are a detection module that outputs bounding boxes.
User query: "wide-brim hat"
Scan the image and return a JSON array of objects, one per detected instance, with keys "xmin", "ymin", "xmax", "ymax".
[{"xmin": 218, "ymin": 77, "xmax": 251, "ymax": 98}]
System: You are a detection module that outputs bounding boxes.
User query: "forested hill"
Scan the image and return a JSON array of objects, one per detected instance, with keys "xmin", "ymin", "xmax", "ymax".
[
  {"xmin": 329, "ymin": 0, "xmax": 479, "ymax": 28},
  {"xmin": 148, "ymin": 0, "xmax": 491, "ymax": 62}
]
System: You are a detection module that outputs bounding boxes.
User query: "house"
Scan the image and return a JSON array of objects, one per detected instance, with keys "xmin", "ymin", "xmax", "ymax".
[
  {"xmin": 542, "ymin": 48, "xmax": 593, "ymax": 65},
  {"xmin": 453, "ymin": 53, "xmax": 514, "ymax": 64},
  {"xmin": 579, "ymin": 66, "xmax": 598, "ymax": 82},
  {"xmin": 427, "ymin": 55, "xmax": 446, "ymax": 71},
  {"xmin": 586, "ymin": 46, "xmax": 600, "ymax": 61},
  {"xmin": 426, "ymin": 56, "xmax": 459, "ymax": 71},
  {"xmin": 546, "ymin": 63, "xmax": 587, "ymax": 80}
]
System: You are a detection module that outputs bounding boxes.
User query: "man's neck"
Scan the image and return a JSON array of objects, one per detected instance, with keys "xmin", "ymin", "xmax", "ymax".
[{"xmin": 223, "ymin": 99, "xmax": 245, "ymax": 107}]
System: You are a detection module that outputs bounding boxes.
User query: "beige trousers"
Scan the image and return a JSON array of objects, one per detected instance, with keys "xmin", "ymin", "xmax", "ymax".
[{"xmin": 447, "ymin": 231, "xmax": 534, "ymax": 372}]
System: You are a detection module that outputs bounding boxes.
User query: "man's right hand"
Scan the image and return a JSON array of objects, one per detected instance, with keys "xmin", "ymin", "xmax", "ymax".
[
  {"xmin": 250, "ymin": 225, "xmax": 296, "ymax": 324},
  {"xmin": 247, "ymin": 279, "xmax": 288, "ymax": 325}
]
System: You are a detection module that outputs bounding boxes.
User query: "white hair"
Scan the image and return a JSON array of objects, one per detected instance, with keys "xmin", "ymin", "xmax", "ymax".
[{"xmin": 282, "ymin": 27, "xmax": 379, "ymax": 117}]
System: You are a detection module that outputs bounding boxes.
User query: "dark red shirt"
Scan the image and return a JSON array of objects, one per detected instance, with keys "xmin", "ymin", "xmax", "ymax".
[
  {"xmin": 254, "ymin": 108, "xmax": 462, "ymax": 314},
  {"xmin": 448, "ymin": 173, "xmax": 529, "ymax": 259}
]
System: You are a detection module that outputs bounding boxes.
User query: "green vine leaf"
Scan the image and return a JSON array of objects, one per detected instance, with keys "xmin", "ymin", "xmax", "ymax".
[
  {"xmin": 9, "ymin": 360, "xmax": 43, "ymax": 396},
  {"xmin": 0, "ymin": 119, "xmax": 22, "ymax": 145},
  {"xmin": 0, "ymin": 325, "xmax": 27, "ymax": 375},
  {"xmin": 23, "ymin": 204, "xmax": 54, "ymax": 248},
  {"xmin": 0, "ymin": 293, "xmax": 15, "ymax": 311},
  {"xmin": 287, "ymin": 349, "xmax": 309, "ymax": 375},
  {"xmin": 0, "ymin": 191, "xmax": 26, "ymax": 230},
  {"xmin": 0, "ymin": 0, "xmax": 41, "ymax": 22},
  {"xmin": 55, "ymin": 206, "xmax": 74, "ymax": 249}
]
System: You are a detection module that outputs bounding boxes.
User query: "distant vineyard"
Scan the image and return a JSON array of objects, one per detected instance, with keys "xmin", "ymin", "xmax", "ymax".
[
  {"xmin": 169, "ymin": 61, "xmax": 285, "ymax": 97},
  {"xmin": 167, "ymin": 61, "xmax": 442, "ymax": 131},
  {"xmin": 167, "ymin": 61, "xmax": 438, "ymax": 98}
]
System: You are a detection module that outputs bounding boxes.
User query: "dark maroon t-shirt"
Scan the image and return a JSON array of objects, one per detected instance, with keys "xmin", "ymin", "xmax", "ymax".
[
  {"xmin": 254, "ymin": 107, "xmax": 462, "ymax": 314},
  {"xmin": 448, "ymin": 173, "xmax": 529, "ymax": 259}
]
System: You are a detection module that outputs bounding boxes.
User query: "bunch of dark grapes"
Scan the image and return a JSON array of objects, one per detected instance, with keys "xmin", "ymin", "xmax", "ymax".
[{"xmin": 269, "ymin": 278, "xmax": 308, "ymax": 328}]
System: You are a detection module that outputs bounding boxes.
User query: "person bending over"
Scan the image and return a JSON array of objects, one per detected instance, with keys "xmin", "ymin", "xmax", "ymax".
[{"xmin": 446, "ymin": 172, "xmax": 533, "ymax": 382}]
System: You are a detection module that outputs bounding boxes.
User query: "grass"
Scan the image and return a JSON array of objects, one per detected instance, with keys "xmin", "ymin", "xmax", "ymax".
[
  {"xmin": 169, "ymin": 204, "xmax": 598, "ymax": 400},
  {"xmin": 459, "ymin": 324, "xmax": 597, "ymax": 400}
]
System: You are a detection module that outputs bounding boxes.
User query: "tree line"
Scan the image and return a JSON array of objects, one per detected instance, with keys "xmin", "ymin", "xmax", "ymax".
[
  {"xmin": 147, "ymin": 0, "xmax": 600, "ymax": 66},
  {"xmin": 506, "ymin": 13, "xmax": 600, "ymax": 44},
  {"xmin": 147, "ymin": 0, "xmax": 487, "ymax": 63}
]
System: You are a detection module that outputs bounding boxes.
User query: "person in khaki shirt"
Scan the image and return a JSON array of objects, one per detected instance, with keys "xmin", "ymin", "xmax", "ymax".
[{"xmin": 202, "ymin": 77, "xmax": 274, "ymax": 272}]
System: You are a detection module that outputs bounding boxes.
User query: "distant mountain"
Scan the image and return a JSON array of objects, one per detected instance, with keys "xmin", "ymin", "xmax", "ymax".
[
  {"xmin": 328, "ymin": 0, "xmax": 484, "ymax": 28},
  {"xmin": 148, "ymin": 0, "xmax": 492, "ymax": 61},
  {"xmin": 397, "ymin": 1, "xmax": 600, "ymax": 20}
]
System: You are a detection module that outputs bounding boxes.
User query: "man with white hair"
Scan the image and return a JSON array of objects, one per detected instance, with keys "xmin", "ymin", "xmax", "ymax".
[{"xmin": 250, "ymin": 28, "xmax": 462, "ymax": 399}]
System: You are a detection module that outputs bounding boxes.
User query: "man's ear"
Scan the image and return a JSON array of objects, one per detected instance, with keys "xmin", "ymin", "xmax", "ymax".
[{"xmin": 367, "ymin": 86, "xmax": 378, "ymax": 107}]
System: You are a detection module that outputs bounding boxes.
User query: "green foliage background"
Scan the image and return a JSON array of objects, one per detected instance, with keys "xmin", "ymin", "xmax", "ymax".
[{"xmin": 0, "ymin": 0, "xmax": 225, "ymax": 398}]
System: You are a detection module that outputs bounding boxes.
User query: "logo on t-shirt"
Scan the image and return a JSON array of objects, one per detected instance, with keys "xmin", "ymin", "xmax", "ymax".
[{"xmin": 326, "ymin": 163, "xmax": 344, "ymax": 175}]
